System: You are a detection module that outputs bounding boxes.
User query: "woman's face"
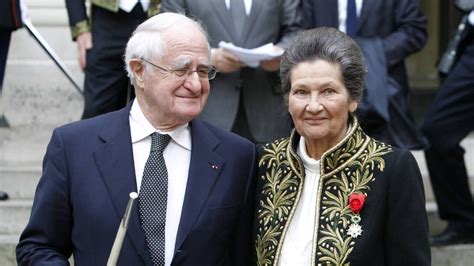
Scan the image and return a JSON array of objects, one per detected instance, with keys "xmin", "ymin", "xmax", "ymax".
[{"xmin": 288, "ymin": 60, "xmax": 357, "ymax": 146}]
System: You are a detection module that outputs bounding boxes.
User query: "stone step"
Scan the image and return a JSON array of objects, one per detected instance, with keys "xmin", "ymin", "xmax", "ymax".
[
  {"xmin": 427, "ymin": 202, "xmax": 447, "ymax": 235},
  {"xmin": 0, "ymin": 125, "xmax": 54, "ymax": 165},
  {"xmin": 0, "ymin": 235, "xmax": 19, "ymax": 266},
  {"xmin": 2, "ymin": 59, "xmax": 83, "ymax": 127},
  {"xmin": 431, "ymin": 245, "xmax": 474, "ymax": 266},
  {"xmin": 0, "ymin": 165, "xmax": 40, "ymax": 200},
  {"xmin": 0, "ymin": 200, "xmax": 31, "ymax": 236}
]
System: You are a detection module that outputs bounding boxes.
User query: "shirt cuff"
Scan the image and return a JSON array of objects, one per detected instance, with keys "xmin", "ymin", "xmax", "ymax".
[{"xmin": 469, "ymin": 10, "xmax": 474, "ymax": 26}]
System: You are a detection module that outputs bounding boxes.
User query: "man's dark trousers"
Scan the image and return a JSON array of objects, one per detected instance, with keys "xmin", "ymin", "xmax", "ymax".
[
  {"xmin": 422, "ymin": 34, "xmax": 474, "ymax": 230},
  {"xmin": 82, "ymin": 4, "xmax": 146, "ymax": 119}
]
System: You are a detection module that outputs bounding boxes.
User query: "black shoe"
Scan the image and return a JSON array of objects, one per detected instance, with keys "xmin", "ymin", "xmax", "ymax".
[
  {"xmin": 0, "ymin": 115, "xmax": 9, "ymax": 128},
  {"xmin": 0, "ymin": 191, "xmax": 8, "ymax": 201},
  {"xmin": 430, "ymin": 226, "xmax": 474, "ymax": 246}
]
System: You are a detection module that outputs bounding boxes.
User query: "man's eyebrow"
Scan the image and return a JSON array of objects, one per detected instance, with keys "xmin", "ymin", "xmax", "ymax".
[
  {"xmin": 170, "ymin": 59, "xmax": 211, "ymax": 69},
  {"xmin": 170, "ymin": 59, "xmax": 192, "ymax": 69}
]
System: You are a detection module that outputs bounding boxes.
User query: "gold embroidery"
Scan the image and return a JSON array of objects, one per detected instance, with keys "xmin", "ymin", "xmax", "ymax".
[
  {"xmin": 315, "ymin": 132, "xmax": 391, "ymax": 265},
  {"xmin": 71, "ymin": 20, "xmax": 90, "ymax": 40},
  {"xmin": 256, "ymin": 139, "xmax": 302, "ymax": 266}
]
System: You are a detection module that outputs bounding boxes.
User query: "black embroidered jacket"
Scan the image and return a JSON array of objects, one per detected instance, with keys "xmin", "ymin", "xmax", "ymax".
[{"xmin": 254, "ymin": 116, "xmax": 430, "ymax": 266}]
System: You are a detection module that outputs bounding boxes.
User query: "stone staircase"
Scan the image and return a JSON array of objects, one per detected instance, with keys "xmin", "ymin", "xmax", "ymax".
[
  {"xmin": 0, "ymin": 0, "xmax": 82, "ymax": 265},
  {"xmin": 1, "ymin": 1, "xmax": 474, "ymax": 265}
]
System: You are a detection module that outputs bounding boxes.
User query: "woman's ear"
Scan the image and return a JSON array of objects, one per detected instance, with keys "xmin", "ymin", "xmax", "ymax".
[
  {"xmin": 349, "ymin": 100, "xmax": 358, "ymax": 113},
  {"xmin": 129, "ymin": 59, "xmax": 145, "ymax": 87}
]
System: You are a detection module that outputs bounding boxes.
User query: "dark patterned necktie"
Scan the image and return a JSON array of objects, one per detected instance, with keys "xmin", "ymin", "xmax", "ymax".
[
  {"xmin": 139, "ymin": 133, "xmax": 171, "ymax": 266},
  {"xmin": 230, "ymin": 0, "xmax": 247, "ymax": 38},
  {"xmin": 346, "ymin": 0, "xmax": 358, "ymax": 37}
]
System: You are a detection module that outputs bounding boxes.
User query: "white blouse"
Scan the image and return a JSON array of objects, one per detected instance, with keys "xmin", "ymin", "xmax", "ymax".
[{"xmin": 279, "ymin": 136, "xmax": 320, "ymax": 266}]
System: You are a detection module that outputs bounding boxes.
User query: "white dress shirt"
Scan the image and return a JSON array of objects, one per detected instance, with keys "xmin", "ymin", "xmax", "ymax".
[
  {"xmin": 120, "ymin": 0, "xmax": 150, "ymax": 12},
  {"xmin": 279, "ymin": 136, "xmax": 320, "ymax": 266},
  {"xmin": 129, "ymin": 99, "xmax": 191, "ymax": 266},
  {"xmin": 225, "ymin": 0, "xmax": 252, "ymax": 15},
  {"xmin": 338, "ymin": 0, "xmax": 363, "ymax": 33}
]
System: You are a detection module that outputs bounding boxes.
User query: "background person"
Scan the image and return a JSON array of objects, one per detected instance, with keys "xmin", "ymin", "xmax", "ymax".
[
  {"xmin": 301, "ymin": 0, "xmax": 427, "ymax": 149},
  {"xmin": 65, "ymin": 0, "xmax": 160, "ymax": 119},
  {"xmin": 422, "ymin": 9, "xmax": 474, "ymax": 246},
  {"xmin": 254, "ymin": 28, "xmax": 430, "ymax": 265},
  {"xmin": 17, "ymin": 13, "xmax": 256, "ymax": 265}
]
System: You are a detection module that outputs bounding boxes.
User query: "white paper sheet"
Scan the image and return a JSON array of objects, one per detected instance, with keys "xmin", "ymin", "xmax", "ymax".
[{"xmin": 218, "ymin": 41, "xmax": 284, "ymax": 67}]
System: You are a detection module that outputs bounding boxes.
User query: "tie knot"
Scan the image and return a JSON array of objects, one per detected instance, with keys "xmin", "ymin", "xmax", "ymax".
[{"xmin": 150, "ymin": 133, "xmax": 171, "ymax": 152}]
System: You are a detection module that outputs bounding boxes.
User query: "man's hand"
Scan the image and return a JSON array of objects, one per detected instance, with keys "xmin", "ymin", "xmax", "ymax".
[
  {"xmin": 211, "ymin": 48, "xmax": 245, "ymax": 73},
  {"xmin": 260, "ymin": 45, "xmax": 284, "ymax": 72},
  {"xmin": 76, "ymin": 32, "xmax": 92, "ymax": 70}
]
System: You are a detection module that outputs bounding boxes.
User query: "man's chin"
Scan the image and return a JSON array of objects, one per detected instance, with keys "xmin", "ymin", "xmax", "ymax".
[{"xmin": 177, "ymin": 109, "xmax": 203, "ymax": 122}]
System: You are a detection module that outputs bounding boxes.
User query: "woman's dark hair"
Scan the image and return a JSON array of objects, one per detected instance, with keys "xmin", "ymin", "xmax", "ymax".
[{"xmin": 280, "ymin": 27, "xmax": 366, "ymax": 102}]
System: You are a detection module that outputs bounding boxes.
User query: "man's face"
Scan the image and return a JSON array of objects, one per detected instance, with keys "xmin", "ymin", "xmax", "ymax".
[{"xmin": 137, "ymin": 27, "xmax": 211, "ymax": 130}]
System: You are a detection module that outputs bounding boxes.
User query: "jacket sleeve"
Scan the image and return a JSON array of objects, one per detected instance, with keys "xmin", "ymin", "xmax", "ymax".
[
  {"xmin": 65, "ymin": 0, "xmax": 90, "ymax": 40},
  {"xmin": 384, "ymin": 149, "xmax": 431, "ymax": 266},
  {"xmin": 381, "ymin": 0, "xmax": 427, "ymax": 67},
  {"xmin": 230, "ymin": 145, "xmax": 257, "ymax": 265},
  {"xmin": 276, "ymin": 0, "xmax": 304, "ymax": 49},
  {"xmin": 16, "ymin": 128, "xmax": 73, "ymax": 265}
]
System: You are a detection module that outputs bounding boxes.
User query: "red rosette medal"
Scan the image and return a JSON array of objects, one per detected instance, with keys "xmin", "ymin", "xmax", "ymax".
[{"xmin": 347, "ymin": 193, "xmax": 366, "ymax": 238}]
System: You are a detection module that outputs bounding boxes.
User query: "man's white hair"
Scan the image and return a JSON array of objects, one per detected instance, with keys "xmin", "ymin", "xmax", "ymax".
[{"xmin": 124, "ymin": 12, "xmax": 210, "ymax": 84}]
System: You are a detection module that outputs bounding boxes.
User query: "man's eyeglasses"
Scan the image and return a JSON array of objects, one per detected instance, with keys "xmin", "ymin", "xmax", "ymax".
[{"xmin": 141, "ymin": 58, "xmax": 217, "ymax": 80}]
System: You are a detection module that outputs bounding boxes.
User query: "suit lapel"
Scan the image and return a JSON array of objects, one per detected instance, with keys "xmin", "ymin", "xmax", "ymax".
[
  {"xmin": 174, "ymin": 119, "xmax": 225, "ymax": 252},
  {"xmin": 94, "ymin": 105, "xmax": 152, "ymax": 265},
  {"xmin": 210, "ymin": 0, "xmax": 240, "ymax": 44}
]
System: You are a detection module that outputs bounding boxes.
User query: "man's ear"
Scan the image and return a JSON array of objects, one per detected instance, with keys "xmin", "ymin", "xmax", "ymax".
[{"xmin": 129, "ymin": 59, "xmax": 145, "ymax": 87}]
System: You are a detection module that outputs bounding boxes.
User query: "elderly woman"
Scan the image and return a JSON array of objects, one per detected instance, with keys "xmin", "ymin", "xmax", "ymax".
[{"xmin": 254, "ymin": 28, "xmax": 430, "ymax": 265}]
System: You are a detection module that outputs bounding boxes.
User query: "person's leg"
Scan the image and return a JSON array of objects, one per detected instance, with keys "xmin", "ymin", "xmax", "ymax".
[
  {"xmin": 0, "ymin": 29, "xmax": 11, "ymax": 199},
  {"xmin": 422, "ymin": 41, "xmax": 474, "ymax": 244},
  {"xmin": 81, "ymin": 5, "xmax": 146, "ymax": 119},
  {"xmin": 0, "ymin": 29, "xmax": 12, "ymax": 128}
]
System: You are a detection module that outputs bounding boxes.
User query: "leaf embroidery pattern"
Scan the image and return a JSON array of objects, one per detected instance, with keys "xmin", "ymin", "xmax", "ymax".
[
  {"xmin": 316, "ymin": 129, "xmax": 392, "ymax": 265},
  {"xmin": 256, "ymin": 138, "xmax": 302, "ymax": 266}
]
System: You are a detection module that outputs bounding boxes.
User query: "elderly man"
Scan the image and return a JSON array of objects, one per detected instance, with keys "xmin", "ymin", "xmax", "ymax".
[{"xmin": 16, "ymin": 13, "xmax": 256, "ymax": 265}]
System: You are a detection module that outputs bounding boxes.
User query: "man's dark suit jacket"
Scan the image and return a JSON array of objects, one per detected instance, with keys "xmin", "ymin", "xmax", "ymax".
[
  {"xmin": 302, "ymin": 0, "xmax": 427, "ymax": 149},
  {"xmin": 16, "ymin": 105, "xmax": 256, "ymax": 265}
]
